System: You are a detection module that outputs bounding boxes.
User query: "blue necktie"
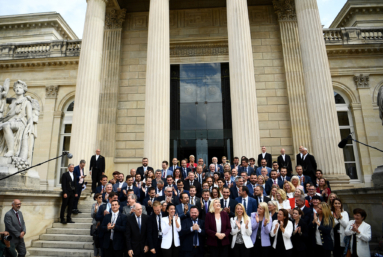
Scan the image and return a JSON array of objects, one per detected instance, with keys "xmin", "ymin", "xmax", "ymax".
[
  {"xmin": 193, "ymin": 220, "xmax": 198, "ymax": 246},
  {"xmin": 137, "ymin": 216, "xmax": 141, "ymax": 232},
  {"xmin": 243, "ymin": 199, "xmax": 247, "ymax": 211}
]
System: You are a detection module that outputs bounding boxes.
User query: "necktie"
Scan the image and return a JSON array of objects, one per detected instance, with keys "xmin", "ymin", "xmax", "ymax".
[
  {"xmin": 163, "ymin": 170, "xmax": 166, "ymax": 178},
  {"xmin": 243, "ymin": 199, "xmax": 247, "ymax": 211},
  {"xmin": 174, "ymin": 166, "xmax": 176, "ymax": 171},
  {"xmin": 259, "ymin": 197, "xmax": 262, "ymax": 203},
  {"xmin": 224, "ymin": 200, "xmax": 227, "ymax": 208},
  {"xmin": 274, "ymin": 180, "xmax": 277, "ymax": 185},
  {"xmin": 158, "ymin": 215, "xmax": 162, "ymax": 231},
  {"xmin": 137, "ymin": 217, "xmax": 141, "ymax": 232},
  {"xmin": 15, "ymin": 212, "xmax": 22, "ymax": 230},
  {"xmin": 193, "ymin": 220, "xmax": 198, "ymax": 246},
  {"xmin": 191, "ymin": 197, "xmax": 194, "ymax": 205},
  {"xmin": 205, "ymin": 201, "xmax": 208, "ymax": 213}
]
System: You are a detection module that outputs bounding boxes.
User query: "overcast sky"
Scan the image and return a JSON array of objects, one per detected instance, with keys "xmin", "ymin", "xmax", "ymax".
[{"xmin": 0, "ymin": 0, "xmax": 347, "ymax": 39}]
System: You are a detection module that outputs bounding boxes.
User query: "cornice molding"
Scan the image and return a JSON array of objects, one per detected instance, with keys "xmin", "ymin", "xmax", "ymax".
[
  {"xmin": 0, "ymin": 57, "xmax": 79, "ymax": 70},
  {"xmin": 272, "ymin": 0, "xmax": 297, "ymax": 21}
]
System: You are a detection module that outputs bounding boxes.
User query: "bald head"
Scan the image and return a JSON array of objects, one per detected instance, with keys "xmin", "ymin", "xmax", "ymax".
[
  {"xmin": 134, "ymin": 203, "xmax": 143, "ymax": 217},
  {"xmin": 12, "ymin": 199, "xmax": 21, "ymax": 211}
]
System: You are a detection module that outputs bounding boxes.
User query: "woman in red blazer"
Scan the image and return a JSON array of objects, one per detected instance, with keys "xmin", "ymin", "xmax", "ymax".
[{"xmin": 205, "ymin": 198, "xmax": 232, "ymax": 257}]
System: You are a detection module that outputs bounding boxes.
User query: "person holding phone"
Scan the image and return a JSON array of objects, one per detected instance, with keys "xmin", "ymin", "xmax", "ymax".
[
  {"xmin": 161, "ymin": 203, "xmax": 181, "ymax": 257},
  {"xmin": 291, "ymin": 208, "xmax": 308, "ymax": 257},
  {"xmin": 73, "ymin": 160, "xmax": 86, "ymax": 214}
]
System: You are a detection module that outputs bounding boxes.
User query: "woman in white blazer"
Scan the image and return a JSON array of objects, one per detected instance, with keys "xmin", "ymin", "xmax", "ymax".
[
  {"xmin": 331, "ymin": 198, "xmax": 349, "ymax": 257},
  {"xmin": 230, "ymin": 203, "xmax": 253, "ymax": 257},
  {"xmin": 161, "ymin": 203, "xmax": 182, "ymax": 257},
  {"xmin": 344, "ymin": 208, "xmax": 371, "ymax": 257},
  {"xmin": 270, "ymin": 209, "xmax": 293, "ymax": 257}
]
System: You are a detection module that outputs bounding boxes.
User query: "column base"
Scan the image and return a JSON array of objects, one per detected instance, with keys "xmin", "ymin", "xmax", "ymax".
[{"xmin": 325, "ymin": 174, "xmax": 353, "ymax": 190}]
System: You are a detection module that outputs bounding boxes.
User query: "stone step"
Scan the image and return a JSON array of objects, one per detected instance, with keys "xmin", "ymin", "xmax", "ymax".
[
  {"xmin": 72, "ymin": 213, "xmax": 93, "ymax": 218},
  {"xmin": 28, "ymin": 248, "xmax": 94, "ymax": 257},
  {"xmin": 72, "ymin": 217, "xmax": 93, "ymax": 223},
  {"xmin": 78, "ymin": 207, "xmax": 94, "ymax": 212},
  {"xmin": 32, "ymin": 240, "xmax": 93, "ymax": 250},
  {"xmin": 46, "ymin": 228, "xmax": 90, "ymax": 235},
  {"xmin": 39, "ymin": 234, "xmax": 93, "ymax": 242},
  {"xmin": 52, "ymin": 223, "xmax": 91, "ymax": 229}
]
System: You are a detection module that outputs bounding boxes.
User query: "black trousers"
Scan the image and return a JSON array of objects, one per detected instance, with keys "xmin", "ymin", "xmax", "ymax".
[
  {"xmin": 60, "ymin": 192, "xmax": 75, "ymax": 220},
  {"xmin": 150, "ymin": 239, "xmax": 163, "ymax": 257},
  {"xmin": 233, "ymin": 243, "xmax": 250, "ymax": 257},
  {"xmin": 209, "ymin": 240, "xmax": 228, "ymax": 257},
  {"xmin": 162, "ymin": 246, "xmax": 179, "ymax": 257},
  {"xmin": 73, "ymin": 183, "xmax": 83, "ymax": 210},
  {"xmin": 92, "ymin": 170, "xmax": 101, "ymax": 193},
  {"xmin": 273, "ymin": 247, "xmax": 292, "ymax": 257},
  {"xmin": 105, "ymin": 240, "xmax": 123, "ymax": 257},
  {"xmin": 333, "ymin": 245, "xmax": 345, "ymax": 257},
  {"xmin": 253, "ymin": 239, "xmax": 270, "ymax": 257},
  {"xmin": 184, "ymin": 246, "xmax": 203, "ymax": 257},
  {"xmin": 313, "ymin": 245, "xmax": 331, "ymax": 257}
]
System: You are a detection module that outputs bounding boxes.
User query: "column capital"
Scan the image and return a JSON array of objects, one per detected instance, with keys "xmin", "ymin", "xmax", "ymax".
[
  {"xmin": 272, "ymin": 0, "xmax": 297, "ymax": 21},
  {"xmin": 105, "ymin": 8, "xmax": 127, "ymax": 30}
]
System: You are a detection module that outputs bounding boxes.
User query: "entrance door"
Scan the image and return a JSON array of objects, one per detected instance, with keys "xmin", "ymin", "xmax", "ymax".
[{"xmin": 170, "ymin": 63, "xmax": 233, "ymax": 164}]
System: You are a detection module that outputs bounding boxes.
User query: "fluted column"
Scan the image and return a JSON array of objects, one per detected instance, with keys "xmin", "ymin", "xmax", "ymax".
[
  {"xmin": 97, "ymin": 8, "xmax": 126, "ymax": 176},
  {"xmin": 70, "ymin": 0, "xmax": 107, "ymax": 167},
  {"xmin": 144, "ymin": 0, "xmax": 170, "ymax": 169},
  {"xmin": 226, "ymin": 0, "xmax": 260, "ymax": 157},
  {"xmin": 272, "ymin": 0, "xmax": 312, "ymax": 158},
  {"xmin": 295, "ymin": 0, "xmax": 349, "ymax": 183}
]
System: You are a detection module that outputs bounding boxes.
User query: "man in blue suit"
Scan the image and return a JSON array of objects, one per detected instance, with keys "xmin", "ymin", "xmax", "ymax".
[
  {"xmin": 180, "ymin": 160, "xmax": 191, "ymax": 179},
  {"xmin": 168, "ymin": 158, "xmax": 181, "ymax": 173},
  {"xmin": 73, "ymin": 160, "xmax": 86, "ymax": 214},
  {"xmin": 296, "ymin": 165, "xmax": 312, "ymax": 192},
  {"xmin": 101, "ymin": 200, "xmax": 127, "ymax": 256},
  {"xmin": 176, "ymin": 192, "xmax": 191, "ymax": 220},
  {"xmin": 235, "ymin": 186, "xmax": 258, "ymax": 216},
  {"xmin": 95, "ymin": 175, "xmax": 108, "ymax": 194},
  {"xmin": 256, "ymin": 159, "xmax": 272, "ymax": 176},
  {"xmin": 179, "ymin": 206, "xmax": 205, "ymax": 257},
  {"xmin": 238, "ymin": 157, "xmax": 255, "ymax": 176},
  {"xmin": 230, "ymin": 177, "xmax": 243, "ymax": 200},
  {"xmin": 119, "ymin": 175, "xmax": 140, "ymax": 203},
  {"xmin": 160, "ymin": 161, "xmax": 173, "ymax": 179},
  {"xmin": 265, "ymin": 170, "xmax": 284, "ymax": 195},
  {"xmin": 211, "ymin": 157, "xmax": 223, "ymax": 176},
  {"xmin": 278, "ymin": 167, "xmax": 291, "ymax": 184}
]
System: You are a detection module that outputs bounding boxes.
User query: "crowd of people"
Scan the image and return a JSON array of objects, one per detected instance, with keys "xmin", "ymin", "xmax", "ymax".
[{"xmin": 58, "ymin": 146, "xmax": 372, "ymax": 257}]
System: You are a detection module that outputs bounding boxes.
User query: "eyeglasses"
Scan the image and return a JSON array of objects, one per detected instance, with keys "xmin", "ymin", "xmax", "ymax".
[{"xmin": 97, "ymin": 196, "xmax": 102, "ymax": 199}]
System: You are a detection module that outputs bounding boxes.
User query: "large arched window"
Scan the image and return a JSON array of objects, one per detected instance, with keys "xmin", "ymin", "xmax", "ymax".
[
  {"xmin": 56, "ymin": 101, "xmax": 74, "ymax": 185},
  {"xmin": 334, "ymin": 92, "xmax": 361, "ymax": 181}
]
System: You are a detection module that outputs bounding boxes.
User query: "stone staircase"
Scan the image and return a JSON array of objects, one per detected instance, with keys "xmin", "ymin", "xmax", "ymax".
[{"xmin": 28, "ymin": 193, "xmax": 96, "ymax": 257}]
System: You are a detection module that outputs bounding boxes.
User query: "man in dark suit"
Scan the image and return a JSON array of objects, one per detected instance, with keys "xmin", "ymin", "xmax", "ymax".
[
  {"xmin": 176, "ymin": 192, "xmax": 191, "ymax": 220},
  {"xmin": 60, "ymin": 164, "xmax": 78, "ymax": 224},
  {"xmin": 235, "ymin": 186, "xmax": 258, "ymax": 216},
  {"xmin": 301, "ymin": 148, "xmax": 317, "ymax": 183},
  {"xmin": 220, "ymin": 187, "xmax": 237, "ymax": 218},
  {"xmin": 120, "ymin": 175, "xmax": 140, "ymax": 203},
  {"xmin": 230, "ymin": 177, "xmax": 243, "ymax": 200},
  {"xmin": 230, "ymin": 157, "xmax": 240, "ymax": 170},
  {"xmin": 149, "ymin": 201, "xmax": 163, "ymax": 257},
  {"xmin": 296, "ymin": 145, "xmax": 305, "ymax": 167},
  {"xmin": 255, "ymin": 159, "xmax": 272, "ymax": 176},
  {"xmin": 179, "ymin": 206, "xmax": 205, "ymax": 257},
  {"xmin": 296, "ymin": 165, "xmax": 312, "ymax": 192},
  {"xmin": 157, "ymin": 186, "xmax": 180, "ymax": 205},
  {"xmin": 183, "ymin": 172, "xmax": 201, "ymax": 197},
  {"xmin": 265, "ymin": 170, "xmax": 284, "ymax": 195},
  {"xmin": 90, "ymin": 149, "xmax": 105, "ymax": 193},
  {"xmin": 277, "ymin": 148, "xmax": 293, "ymax": 176},
  {"xmin": 296, "ymin": 195, "xmax": 312, "ymax": 226},
  {"xmin": 126, "ymin": 203, "xmax": 152, "ymax": 257},
  {"xmin": 278, "ymin": 167, "xmax": 291, "ymax": 184},
  {"xmin": 194, "ymin": 165, "xmax": 205, "ymax": 185},
  {"xmin": 238, "ymin": 157, "xmax": 254, "ymax": 176},
  {"xmin": 95, "ymin": 175, "xmax": 108, "ymax": 194},
  {"xmin": 143, "ymin": 187, "xmax": 161, "ymax": 215},
  {"xmin": 211, "ymin": 157, "xmax": 224, "ymax": 175},
  {"xmin": 101, "ymin": 200, "xmax": 127, "ymax": 257},
  {"xmin": 198, "ymin": 190, "xmax": 211, "ymax": 220},
  {"xmin": 168, "ymin": 158, "xmax": 181, "ymax": 173},
  {"xmin": 4, "ymin": 199, "xmax": 26, "ymax": 257},
  {"xmin": 257, "ymin": 146, "xmax": 272, "ymax": 168},
  {"xmin": 254, "ymin": 186, "xmax": 271, "ymax": 205},
  {"xmin": 180, "ymin": 159, "xmax": 191, "ymax": 179},
  {"xmin": 152, "ymin": 170, "xmax": 167, "ymax": 189},
  {"xmin": 136, "ymin": 157, "xmax": 154, "ymax": 180},
  {"xmin": 305, "ymin": 185, "xmax": 324, "ymax": 207},
  {"xmin": 73, "ymin": 160, "xmax": 86, "ymax": 214}
]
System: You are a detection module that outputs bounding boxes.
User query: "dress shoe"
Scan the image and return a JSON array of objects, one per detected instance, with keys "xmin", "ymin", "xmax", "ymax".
[
  {"xmin": 77, "ymin": 210, "xmax": 82, "ymax": 213},
  {"xmin": 72, "ymin": 209, "xmax": 79, "ymax": 214},
  {"xmin": 60, "ymin": 220, "xmax": 67, "ymax": 224},
  {"xmin": 67, "ymin": 220, "xmax": 75, "ymax": 223}
]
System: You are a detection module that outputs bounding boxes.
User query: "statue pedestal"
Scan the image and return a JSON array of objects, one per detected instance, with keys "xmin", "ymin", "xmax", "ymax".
[
  {"xmin": 372, "ymin": 165, "xmax": 383, "ymax": 187},
  {"xmin": 0, "ymin": 157, "xmax": 40, "ymax": 190}
]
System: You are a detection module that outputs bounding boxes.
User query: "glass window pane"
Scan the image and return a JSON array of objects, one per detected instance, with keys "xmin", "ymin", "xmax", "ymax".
[
  {"xmin": 334, "ymin": 92, "xmax": 346, "ymax": 104},
  {"xmin": 180, "ymin": 130, "xmax": 196, "ymax": 140},
  {"xmin": 67, "ymin": 101, "xmax": 74, "ymax": 111},
  {"xmin": 62, "ymin": 136, "xmax": 71, "ymax": 151},
  {"xmin": 208, "ymin": 130, "xmax": 224, "ymax": 139},
  {"xmin": 343, "ymin": 146, "xmax": 356, "ymax": 162},
  {"xmin": 345, "ymin": 163, "xmax": 358, "ymax": 179},
  {"xmin": 340, "ymin": 129, "xmax": 351, "ymax": 140},
  {"xmin": 337, "ymin": 111, "xmax": 350, "ymax": 126},
  {"xmin": 180, "ymin": 80, "xmax": 198, "ymax": 103},
  {"xmin": 206, "ymin": 103, "xmax": 223, "ymax": 130},
  {"xmin": 61, "ymin": 155, "xmax": 69, "ymax": 168},
  {"xmin": 64, "ymin": 124, "xmax": 72, "ymax": 133}
]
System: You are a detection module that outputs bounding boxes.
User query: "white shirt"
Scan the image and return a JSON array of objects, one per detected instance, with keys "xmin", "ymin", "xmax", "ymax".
[
  {"xmin": 272, "ymin": 179, "xmax": 278, "ymax": 185},
  {"xmin": 143, "ymin": 166, "xmax": 147, "ymax": 172},
  {"xmin": 96, "ymin": 155, "xmax": 99, "ymax": 161},
  {"xmin": 69, "ymin": 171, "xmax": 74, "ymax": 181},
  {"xmin": 242, "ymin": 196, "xmax": 249, "ymax": 210},
  {"xmin": 215, "ymin": 217, "xmax": 222, "ymax": 233},
  {"xmin": 262, "ymin": 152, "xmax": 266, "ymax": 158},
  {"xmin": 190, "ymin": 196, "xmax": 196, "ymax": 205},
  {"xmin": 280, "ymin": 176, "xmax": 287, "ymax": 182},
  {"xmin": 79, "ymin": 168, "xmax": 84, "ymax": 184},
  {"xmin": 223, "ymin": 198, "xmax": 229, "ymax": 208},
  {"xmin": 118, "ymin": 182, "xmax": 124, "ymax": 188},
  {"xmin": 110, "ymin": 211, "xmax": 119, "ymax": 240},
  {"xmin": 157, "ymin": 187, "xmax": 163, "ymax": 196},
  {"xmin": 303, "ymin": 153, "xmax": 308, "ymax": 160},
  {"xmin": 282, "ymin": 154, "xmax": 285, "ymax": 161},
  {"xmin": 300, "ymin": 153, "xmax": 303, "ymax": 159},
  {"xmin": 13, "ymin": 209, "xmax": 21, "ymax": 224},
  {"xmin": 315, "ymin": 218, "xmax": 322, "ymax": 245},
  {"xmin": 173, "ymin": 165, "xmax": 177, "ymax": 170}
]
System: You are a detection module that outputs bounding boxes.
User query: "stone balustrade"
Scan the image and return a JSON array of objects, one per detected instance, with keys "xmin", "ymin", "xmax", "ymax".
[
  {"xmin": 323, "ymin": 27, "xmax": 383, "ymax": 45},
  {"xmin": 0, "ymin": 40, "xmax": 81, "ymax": 60}
]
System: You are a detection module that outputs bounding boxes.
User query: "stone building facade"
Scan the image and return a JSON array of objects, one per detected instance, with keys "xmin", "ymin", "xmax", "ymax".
[{"xmin": 0, "ymin": 0, "xmax": 382, "ymax": 190}]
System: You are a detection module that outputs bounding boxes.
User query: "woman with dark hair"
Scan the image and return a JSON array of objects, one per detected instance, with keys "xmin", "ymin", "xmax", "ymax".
[
  {"xmin": 316, "ymin": 178, "xmax": 331, "ymax": 202},
  {"xmin": 310, "ymin": 202, "xmax": 334, "ymax": 257},
  {"xmin": 291, "ymin": 208, "xmax": 308, "ymax": 257},
  {"xmin": 91, "ymin": 193, "xmax": 103, "ymax": 257},
  {"xmin": 270, "ymin": 209, "xmax": 293, "ymax": 257},
  {"xmin": 345, "ymin": 208, "xmax": 371, "ymax": 257},
  {"xmin": 331, "ymin": 198, "xmax": 349, "ymax": 257},
  {"xmin": 161, "ymin": 203, "xmax": 181, "ymax": 257},
  {"xmin": 205, "ymin": 198, "xmax": 231, "ymax": 257},
  {"xmin": 211, "ymin": 187, "xmax": 222, "ymax": 199},
  {"xmin": 172, "ymin": 168, "xmax": 183, "ymax": 184}
]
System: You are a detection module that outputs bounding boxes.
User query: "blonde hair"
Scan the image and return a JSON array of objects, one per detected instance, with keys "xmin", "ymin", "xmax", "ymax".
[
  {"xmin": 327, "ymin": 193, "xmax": 338, "ymax": 205},
  {"xmin": 318, "ymin": 202, "xmax": 334, "ymax": 227},
  {"xmin": 268, "ymin": 200, "xmax": 279, "ymax": 212},
  {"xmin": 283, "ymin": 181, "xmax": 296, "ymax": 193},
  {"xmin": 257, "ymin": 175, "xmax": 265, "ymax": 184},
  {"xmin": 234, "ymin": 203, "xmax": 250, "ymax": 223},
  {"xmin": 209, "ymin": 198, "xmax": 222, "ymax": 213},
  {"xmin": 291, "ymin": 176, "xmax": 300, "ymax": 185},
  {"xmin": 258, "ymin": 202, "xmax": 270, "ymax": 224},
  {"xmin": 277, "ymin": 189, "xmax": 287, "ymax": 201}
]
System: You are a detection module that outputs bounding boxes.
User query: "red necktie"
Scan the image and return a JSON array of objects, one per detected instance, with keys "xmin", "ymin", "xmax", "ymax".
[{"xmin": 15, "ymin": 212, "xmax": 22, "ymax": 231}]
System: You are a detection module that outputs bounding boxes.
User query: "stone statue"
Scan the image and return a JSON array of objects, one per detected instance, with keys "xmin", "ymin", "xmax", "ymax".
[
  {"xmin": 378, "ymin": 86, "xmax": 383, "ymax": 125},
  {"xmin": 0, "ymin": 79, "xmax": 40, "ymax": 170}
]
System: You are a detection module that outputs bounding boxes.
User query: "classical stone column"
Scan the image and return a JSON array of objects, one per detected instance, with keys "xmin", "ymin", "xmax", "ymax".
[
  {"xmin": 70, "ymin": 0, "xmax": 107, "ymax": 167},
  {"xmin": 144, "ymin": 0, "xmax": 170, "ymax": 168},
  {"xmin": 226, "ymin": 0, "xmax": 260, "ymax": 158},
  {"xmin": 97, "ymin": 8, "xmax": 126, "ymax": 176},
  {"xmin": 272, "ymin": 0, "xmax": 312, "ymax": 158},
  {"xmin": 295, "ymin": 0, "xmax": 349, "ymax": 184}
]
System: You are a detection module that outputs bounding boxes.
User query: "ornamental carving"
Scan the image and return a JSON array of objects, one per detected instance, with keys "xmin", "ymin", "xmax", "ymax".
[
  {"xmin": 46, "ymin": 85, "xmax": 59, "ymax": 99},
  {"xmin": 354, "ymin": 74, "xmax": 369, "ymax": 89},
  {"xmin": 170, "ymin": 43, "xmax": 228, "ymax": 57},
  {"xmin": 105, "ymin": 9, "xmax": 127, "ymax": 30},
  {"xmin": 272, "ymin": 0, "xmax": 297, "ymax": 21}
]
